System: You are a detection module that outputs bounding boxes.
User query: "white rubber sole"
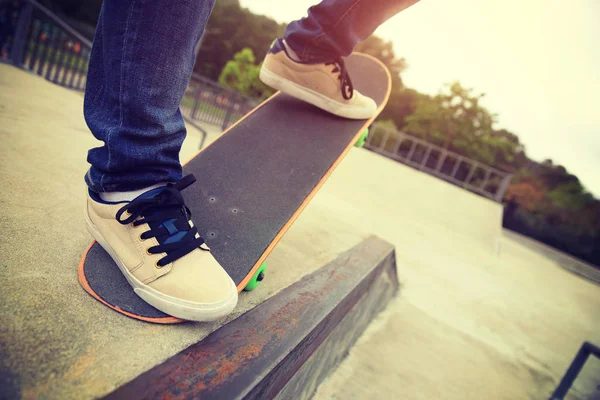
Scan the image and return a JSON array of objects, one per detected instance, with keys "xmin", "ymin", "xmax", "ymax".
[
  {"xmin": 259, "ymin": 67, "xmax": 376, "ymax": 120},
  {"xmin": 84, "ymin": 208, "xmax": 238, "ymax": 322}
]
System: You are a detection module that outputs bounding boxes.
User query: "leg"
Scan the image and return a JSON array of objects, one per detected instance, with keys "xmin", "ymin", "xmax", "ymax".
[
  {"xmin": 83, "ymin": 0, "xmax": 238, "ymax": 322},
  {"xmin": 260, "ymin": 0, "xmax": 419, "ymax": 119},
  {"xmin": 285, "ymin": 0, "xmax": 420, "ymax": 63},
  {"xmin": 84, "ymin": 0, "xmax": 214, "ymax": 193}
]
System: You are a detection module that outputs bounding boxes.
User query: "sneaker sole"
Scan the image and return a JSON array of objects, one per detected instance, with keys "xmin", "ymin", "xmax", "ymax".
[
  {"xmin": 259, "ymin": 67, "xmax": 376, "ymax": 120},
  {"xmin": 83, "ymin": 207, "xmax": 238, "ymax": 322}
]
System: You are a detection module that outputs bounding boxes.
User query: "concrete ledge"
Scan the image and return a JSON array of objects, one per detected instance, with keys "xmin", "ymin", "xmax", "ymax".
[{"xmin": 105, "ymin": 236, "xmax": 398, "ymax": 399}]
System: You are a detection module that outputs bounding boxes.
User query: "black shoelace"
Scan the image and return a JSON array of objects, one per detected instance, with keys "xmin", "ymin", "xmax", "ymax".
[
  {"xmin": 326, "ymin": 57, "xmax": 354, "ymax": 100},
  {"xmin": 115, "ymin": 174, "xmax": 205, "ymax": 267}
]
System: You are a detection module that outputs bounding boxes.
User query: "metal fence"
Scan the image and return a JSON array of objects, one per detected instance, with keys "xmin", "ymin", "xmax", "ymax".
[
  {"xmin": 365, "ymin": 125, "xmax": 513, "ymax": 202},
  {"xmin": 182, "ymin": 73, "xmax": 257, "ymax": 131},
  {"xmin": 0, "ymin": 0, "xmax": 256, "ymax": 130},
  {"xmin": 550, "ymin": 341, "xmax": 600, "ymax": 400},
  {"xmin": 1, "ymin": 0, "xmax": 92, "ymax": 90}
]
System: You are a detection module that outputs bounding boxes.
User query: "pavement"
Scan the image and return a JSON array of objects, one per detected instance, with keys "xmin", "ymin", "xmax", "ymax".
[
  {"xmin": 1, "ymin": 64, "xmax": 599, "ymax": 400},
  {"xmin": 314, "ymin": 230, "xmax": 600, "ymax": 400}
]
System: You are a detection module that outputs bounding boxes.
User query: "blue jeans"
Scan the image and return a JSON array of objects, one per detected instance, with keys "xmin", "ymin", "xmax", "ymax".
[
  {"xmin": 84, "ymin": 0, "xmax": 418, "ymax": 192},
  {"xmin": 285, "ymin": 0, "xmax": 419, "ymax": 63}
]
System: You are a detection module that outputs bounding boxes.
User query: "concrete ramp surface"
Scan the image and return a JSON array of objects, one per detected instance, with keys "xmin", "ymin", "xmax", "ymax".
[{"xmin": 1, "ymin": 65, "xmax": 599, "ymax": 399}]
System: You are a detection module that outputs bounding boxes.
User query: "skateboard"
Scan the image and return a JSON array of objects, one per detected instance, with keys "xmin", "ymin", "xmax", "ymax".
[{"xmin": 78, "ymin": 53, "xmax": 391, "ymax": 323}]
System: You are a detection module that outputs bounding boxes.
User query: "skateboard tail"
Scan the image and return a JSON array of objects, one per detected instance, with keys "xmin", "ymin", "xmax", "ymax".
[{"xmin": 78, "ymin": 242, "xmax": 184, "ymax": 324}]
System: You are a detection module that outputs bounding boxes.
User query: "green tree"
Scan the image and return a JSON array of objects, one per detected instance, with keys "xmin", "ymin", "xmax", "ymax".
[
  {"xmin": 403, "ymin": 82, "xmax": 524, "ymax": 166},
  {"xmin": 548, "ymin": 181, "xmax": 595, "ymax": 211},
  {"xmin": 487, "ymin": 129, "xmax": 527, "ymax": 171},
  {"xmin": 534, "ymin": 159, "xmax": 582, "ymax": 190},
  {"xmin": 405, "ymin": 82, "xmax": 494, "ymax": 148},
  {"xmin": 218, "ymin": 48, "xmax": 273, "ymax": 99},
  {"xmin": 195, "ymin": 1, "xmax": 285, "ymax": 80}
]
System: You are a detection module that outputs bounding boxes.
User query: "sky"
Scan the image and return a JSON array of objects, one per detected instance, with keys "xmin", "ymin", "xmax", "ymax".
[{"xmin": 240, "ymin": 0, "xmax": 600, "ymax": 196}]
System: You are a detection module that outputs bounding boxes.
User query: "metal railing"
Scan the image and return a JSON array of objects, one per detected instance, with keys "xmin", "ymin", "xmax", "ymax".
[
  {"xmin": 1, "ymin": 0, "xmax": 92, "ymax": 90},
  {"xmin": 365, "ymin": 125, "xmax": 513, "ymax": 202},
  {"xmin": 0, "ymin": 0, "xmax": 256, "ymax": 130},
  {"xmin": 183, "ymin": 73, "xmax": 257, "ymax": 131},
  {"xmin": 550, "ymin": 341, "xmax": 600, "ymax": 400}
]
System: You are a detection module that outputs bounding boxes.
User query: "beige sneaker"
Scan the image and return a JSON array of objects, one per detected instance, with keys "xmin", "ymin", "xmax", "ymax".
[
  {"xmin": 84, "ymin": 174, "xmax": 237, "ymax": 321},
  {"xmin": 259, "ymin": 38, "xmax": 377, "ymax": 120}
]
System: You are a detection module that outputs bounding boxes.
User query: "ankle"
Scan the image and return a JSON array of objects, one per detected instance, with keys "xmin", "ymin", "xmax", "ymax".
[{"xmin": 99, "ymin": 182, "xmax": 169, "ymax": 202}]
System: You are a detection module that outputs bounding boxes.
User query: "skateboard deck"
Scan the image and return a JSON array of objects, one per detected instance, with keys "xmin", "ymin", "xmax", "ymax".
[{"xmin": 79, "ymin": 53, "xmax": 391, "ymax": 323}]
